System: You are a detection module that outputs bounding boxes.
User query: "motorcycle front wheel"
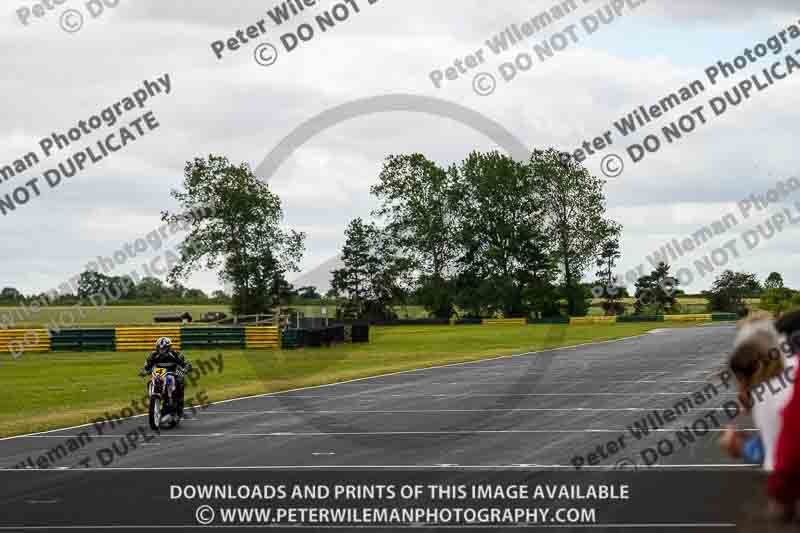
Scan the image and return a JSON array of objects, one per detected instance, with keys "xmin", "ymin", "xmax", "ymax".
[{"xmin": 148, "ymin": 396, "xmax": 161, "ymax": 431}]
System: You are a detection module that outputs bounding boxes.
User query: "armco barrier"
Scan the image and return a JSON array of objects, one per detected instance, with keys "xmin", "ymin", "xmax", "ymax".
[
  {"xmin": 115, "ymin": 327, "xmax": 182, "ymax": 351},
  {"xmin": 528, "ymin": 317, "xmax": 570, "ymax": 324},
  {"xmin": 482, "ymin": 318, "xmax": 527, "ymax": 326},
  {"xmin": 244, "ymin": 326, "xmax": 280, "ymax": 349},
  {"xmin": 370, "ymin": 319, "xmax": 450, "ymax": 326},
  {"xmin": 0, "ymin": 329, "xmax": 50, "ymax": 353},
  {"xmin": 569, "ymin": 316, "xmax": 617, "ymax": 325},
  {"xmin": 282, "ymin": 329, "xmax": 305, "ymax": 349},
  {"xmin": 51, "ymin": 328, "xmax": 115, "ymax": 352},
  {"xmin": 181, "ymin": 327, "xmax": 245, "ymax": 349},
  {"xmin": 617, "ymin": 315, "xmax": 664, "ymax": 323},
  {"xmin": 663, "ymin": 314, "xmax": 713, "ymax": 322}
]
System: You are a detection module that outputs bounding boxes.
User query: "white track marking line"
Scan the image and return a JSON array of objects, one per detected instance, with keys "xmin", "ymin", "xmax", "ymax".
[
  {"xmin": 14, "ymin": 428, "xmax": 756, "ymax": 437},
  {"xmin": 195, "ymin": 407, "xmax": 733, "ymax": 414},
  {"xmin": 273, "ymin": 392, "xmax": 736, "ymax": 398},
  {"xmin": 0, "ymin": 331, "xmax": 662, "ymax": 441},
  {"xmin": 375, "ymin": 393, "xmax": 736, "ymax": 397},
  {"xmin": 429, "ymin": 380, "xmax": 712, "ymax": 384},
  {"xmin": 0, "ymin": 464, "xmax": 758, "ymax": 471}
]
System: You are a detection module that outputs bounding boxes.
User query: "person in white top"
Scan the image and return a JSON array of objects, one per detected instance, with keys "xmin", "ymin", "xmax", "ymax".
[{"xmin": 719, "ymin": 312, "xmax": 795, "ymax": 519}]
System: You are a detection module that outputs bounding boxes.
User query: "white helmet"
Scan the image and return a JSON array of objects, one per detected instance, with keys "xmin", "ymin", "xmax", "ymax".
[{"xmin": 155, "ymin": 337, "xmax": 172, "ymax": 351}]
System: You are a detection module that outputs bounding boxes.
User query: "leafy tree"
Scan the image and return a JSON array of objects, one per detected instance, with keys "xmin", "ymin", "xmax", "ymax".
[
  {"xmin": 765, "ymin": 272, "xmax": 785, "ymax": 290},
  {"xmin": 0, "ymin": 287, "xmax": 22, "ymax": 303},
  {"xmin": 705, "ymin": 270, "xmax": 761, "ymax": 315},
  {"xmin": 761, "ymin": 287, "xmax": 800, "ymax": 315},
  {"xmin": 211, "ymin": 290, "xmax": 232, "ymax": 303},
  {"xmin": 454, "ymin": 151, "xmax": 556, "ymax": 318},
  {"xmin": 371, "ymin": 154, "xmax": 460, "ymax": 318},
  {"xmin": 331, "ymin": 218, "xmax": 411, "ymax": 320},
  {"xmin": 135, "ymin": 277, "xmax": 165, "ymax": 302},
  {"xmin": 78, "ymin": 271, "xmax": 111, "ymax": 298},
  {"xmin": 594, "ymin": 224, "xmax": 624, "ymax": 315},
  {"xmin": 298, "ymin": 286, "xmax": 321, "ymax": 300},
  {"xmin": 633, "ymin": 262, "xmax": 679, "ymax": 314},
  {"xmin": 324, "ymin": 288, "xmax": 340, "ymax": 300},
  {"xmin": 534, "ymin": 149, "xmax": 618, "ymax": 316},
  {"xmin": 163, "ymin": 155, "xmax": 305, "ymax": 315}
]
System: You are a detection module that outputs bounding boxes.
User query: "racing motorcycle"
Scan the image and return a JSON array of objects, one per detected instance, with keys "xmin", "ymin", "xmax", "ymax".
[{"xmin": 146, "ymin": 366, "xmax": 181, "ymax": 430}]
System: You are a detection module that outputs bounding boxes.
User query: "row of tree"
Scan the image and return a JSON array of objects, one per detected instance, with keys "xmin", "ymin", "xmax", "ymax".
[
  {"xmin": 328, "ymin": 149, "xmax": 620, "ymax": 319},
  {"xmin": 0, "ymin": 274, "xmax": 230, "ymax": 306},
  {"xmin": 0, "ymin": 277, "xmax": 330, "ymax": 307},
  {"xmin": 629, "ymin": 264, "xmax": 787, "ymax": 317}
]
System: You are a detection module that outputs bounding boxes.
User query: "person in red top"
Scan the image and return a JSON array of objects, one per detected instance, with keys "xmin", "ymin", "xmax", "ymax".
[{"xmin": 769, "ymin": 310, "xmax": 800, "ymax": 519}]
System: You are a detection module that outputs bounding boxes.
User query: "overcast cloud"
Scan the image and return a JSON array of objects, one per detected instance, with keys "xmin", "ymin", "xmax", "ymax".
[{"xmin": 1, "ymin": 0, "xmax": 799, "ymax": 295}]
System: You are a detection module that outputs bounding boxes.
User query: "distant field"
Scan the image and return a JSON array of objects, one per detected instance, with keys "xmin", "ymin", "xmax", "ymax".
[
  {"xmin": 0, "ymin": 297, "xmax": 757, "ymax": 327},
  {"xmin": 0, "ymin": 305, "xmax": 232, "ymax": 328},
  {"xmin": 0, "ymin": 304, "xmax": 431, "ymax": 328}
]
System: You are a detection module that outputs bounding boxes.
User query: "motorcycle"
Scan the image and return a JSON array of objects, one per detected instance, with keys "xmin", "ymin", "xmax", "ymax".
[{"xmin": 146, "ymin": 366, "xmax": 181, "ymax": 430}]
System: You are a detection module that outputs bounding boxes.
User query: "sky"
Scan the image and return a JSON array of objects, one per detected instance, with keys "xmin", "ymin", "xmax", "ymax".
[{"xmin": 1, "ymin": 0, "xmax": 799, "ymax": 295}]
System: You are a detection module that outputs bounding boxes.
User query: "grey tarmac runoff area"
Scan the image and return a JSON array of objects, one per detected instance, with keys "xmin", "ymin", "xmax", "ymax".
[{"xmin": 0, "ymin": 324, "xmax": 790, "ymax": 531}]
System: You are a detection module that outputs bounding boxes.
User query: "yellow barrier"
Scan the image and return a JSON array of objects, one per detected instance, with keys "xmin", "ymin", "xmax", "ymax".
[
  {"xmin": 663, "ymin": 314, "xmax": 712, "ymax": 322},
  {"xmin": 569, "ymin": 316, "xmax": 618, "ymax": 325},
  {"xmin": 115, "ymin": 327, "xmax": 182, "ymax": 351},
  {"xmin": 244, "ymin": 326, "xmax": 280, "ymax": 349},
  {"xmin": 482, "ymin": 318, "xmax": 527, "ymax": 326},
  {"xmin": 0, "ymin": 329, "xmax": 51, "ymax": 352}
]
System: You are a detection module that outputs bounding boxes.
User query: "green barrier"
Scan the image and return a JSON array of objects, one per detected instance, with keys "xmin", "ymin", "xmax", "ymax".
[
  {"xmin": 50, "ymin": 328, "xmax": 115, "ymax": 352},
  {"xmin": 711, "ymin": 313, "xmax": 738, "ymax": 321},
  {"xmin": 181, "ymin": 327, "xmax": 245, "ymax": 349},
  {"xmin": 617, "ymin": 315, "xmax": 665, "ymax": 322},
  {"xmin": 528, "ymin": 317, "xmax": 570, "ymax": 324}
]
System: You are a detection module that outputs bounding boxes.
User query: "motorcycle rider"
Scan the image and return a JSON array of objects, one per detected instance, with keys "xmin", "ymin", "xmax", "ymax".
[{"xmin": 139, "ymin": 337, "xmax": 193, "ymax": 417}]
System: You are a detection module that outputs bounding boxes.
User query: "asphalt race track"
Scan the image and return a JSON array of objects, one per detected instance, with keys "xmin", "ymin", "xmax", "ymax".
[
  {"xmin": 0, "ymin": 324, "xmax": 785, "ymax": 531},
  {"xmin": 2, "ymin": 325, "xmax": 749, "ymax": 471}
]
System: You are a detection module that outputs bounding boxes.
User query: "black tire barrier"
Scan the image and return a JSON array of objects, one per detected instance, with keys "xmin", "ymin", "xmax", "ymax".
[{"xmin": 351, "ymin": 324, "xmax": 370, "ymax": 343}]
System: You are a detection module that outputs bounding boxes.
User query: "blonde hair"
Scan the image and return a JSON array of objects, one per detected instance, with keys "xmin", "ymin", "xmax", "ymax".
[{"xmin": 730, "ymin": 313, "xmax": 783, "ymax": 387}]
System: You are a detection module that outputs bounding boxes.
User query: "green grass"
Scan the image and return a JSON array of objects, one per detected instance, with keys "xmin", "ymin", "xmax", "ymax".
[
  {"xmin": 0, "ymin": 322, "xmax": 704, "ymax": 437},
  {"xmin": 0, "ymin": 305, "xmax": 232, "ymax": 328}
]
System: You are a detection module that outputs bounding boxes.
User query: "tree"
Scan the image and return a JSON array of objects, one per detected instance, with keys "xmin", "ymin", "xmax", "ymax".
[
  {"xmin": 761, "ymin": 287, "xmax": 799, "ymax": 315},
  {"xmin": 454, "ymin": 151, "xmax": 556, "ymax": 318},
  {"xmin": 594, "ymin": 226, "xmax": 624, "ymax": 315},
  {"xmin": 211, "ymin": 290, "xmax": 231, "ymax": 303},
  {"xmin": 163, "ymin": 155, "xmax": 305, "ymax": 315},
  {"xmin": 371, "ymin": 154, "xmax": 460, "ymax": 318},
  {"xmin": 298, "ymin": 286, "xmax": 321, "ymax": 300},
  {"xmin": 765, "ymin": 272, "xmax": 785, "ymax": 290},
  {"xmin": 0, "ymin": 287, "xmax": 22, "ymax": 303},
  {"xmin": 324, "ymin": 288, "xmax": 340, "ymax": 300},
  {"xmin": 331, "ymin": 218, "xmax": 411, "ymax": 320},
  {"xmin": 135, "ymin": 277, "xmax": 165, "ymax": 302},
  {"xmin": 77, "ymin": 271, "xmax": 111, "ymax": 298},
  {"xmin": 705, "ymin": 270, "xmax": 761, "ymax": 316},
  {"xmin": 534, "ymin": 149, "xmax": 618, "ymax": 316},
  {"xmin": 633, "ymin": 262, "xmax": 679, "ymax": 314}
]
